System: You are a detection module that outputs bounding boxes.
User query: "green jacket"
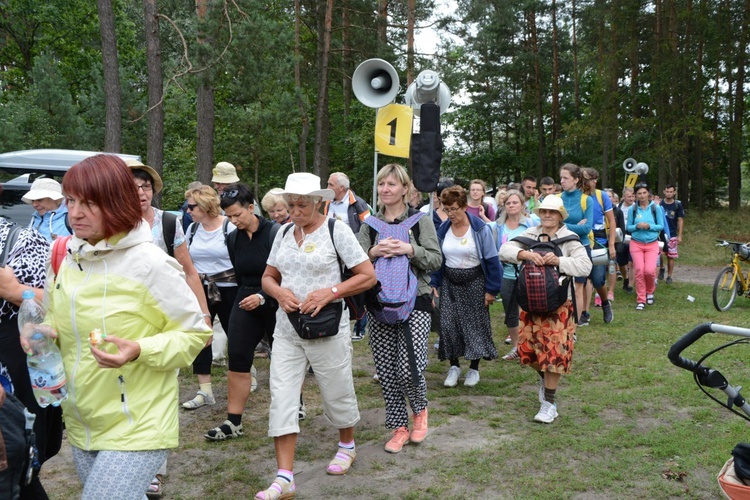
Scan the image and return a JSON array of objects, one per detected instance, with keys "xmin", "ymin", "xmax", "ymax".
[{"xmin": 46, "ymin": 223, "xmax": 211, "ymax": 451}]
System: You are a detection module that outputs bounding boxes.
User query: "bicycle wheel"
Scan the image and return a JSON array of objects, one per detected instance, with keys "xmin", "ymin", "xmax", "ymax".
[{"xmin": 713, "ymin": 266, "xmax": 738, "ymax": 312}]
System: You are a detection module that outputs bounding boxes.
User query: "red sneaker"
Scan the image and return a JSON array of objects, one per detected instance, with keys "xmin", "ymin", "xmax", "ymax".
[
  {"xmin": 384, "ymin": 426, "xmax": 410, "ymax": 453},
  {"xmin": 410, "ymin": 408, "xmax": 428, "ymax": 443}
]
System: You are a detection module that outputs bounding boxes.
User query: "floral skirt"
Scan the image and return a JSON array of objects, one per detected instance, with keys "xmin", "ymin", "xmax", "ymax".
[{"xmin": 517, "ymin": 300, "xmax": 575, "ymax": 374}]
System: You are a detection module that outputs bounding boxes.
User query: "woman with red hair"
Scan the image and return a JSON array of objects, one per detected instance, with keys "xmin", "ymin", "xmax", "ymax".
[{"xmin": 38, "ymin": 155, "xmax": 212, "ymax": 498}]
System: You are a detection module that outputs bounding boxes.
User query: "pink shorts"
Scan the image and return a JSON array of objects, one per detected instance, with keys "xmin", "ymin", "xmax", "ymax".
[{"xmin": 667, "ymin": 237, "xmax": 679, "ymax": 259}]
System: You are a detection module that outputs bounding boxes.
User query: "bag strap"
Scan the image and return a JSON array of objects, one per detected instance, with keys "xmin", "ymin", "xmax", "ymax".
[
  {"xmin": 0, "ymin": 224, "xmax": 23, "ymax": 268},
  {"xmin": 368, "ymin": 208, "xmax": 423, "ymax": 247},
  {"xmin": 51, "ymin": 235, "xmax": 72, "ymax": 275},
  {"xmin": 162, "ymin": 211, "xmax": 178, "ymax": 258},
  {"xmin": 327, "ymin": 218, "xmax": 346, "ymax": 282}
]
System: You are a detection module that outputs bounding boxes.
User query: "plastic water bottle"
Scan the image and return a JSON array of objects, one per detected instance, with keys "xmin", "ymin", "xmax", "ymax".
[
  {"xmin": 18, "ymin": 290, "xmax": 68, "ymax": 408},
  {"xmin": 608, "ymin": 259, "xmax": 616, "ymax": 275}
]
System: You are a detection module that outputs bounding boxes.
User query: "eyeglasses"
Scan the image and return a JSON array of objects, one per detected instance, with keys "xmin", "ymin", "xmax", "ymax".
[
  {"xmin": 186, "ymin": 203, "xmax": 198, "ymax": 211},
  {"xmin": 443, "ymin": 206, "xmax": 462, "ymax": 214},
  {"xmin": 136, "ymin": 183, "xmax": 153, "ymax": 192},
  {"xmin": 220, "ymin": 189, "xmax": 239, "ymax": 199}
]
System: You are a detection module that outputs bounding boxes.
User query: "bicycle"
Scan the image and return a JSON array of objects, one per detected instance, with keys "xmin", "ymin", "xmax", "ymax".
[
  {"xmin": 712, "ymin": 240, "xmax": 750, "ymax": 312},
  {"xmin": 668, "ymin": 323, "xmax": 750, "ymax": 497}
]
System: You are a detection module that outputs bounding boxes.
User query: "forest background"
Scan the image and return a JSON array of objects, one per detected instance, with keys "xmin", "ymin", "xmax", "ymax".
[{"xmin": 0, "ymin": 0, "xmax": 748, "ymax": 212}]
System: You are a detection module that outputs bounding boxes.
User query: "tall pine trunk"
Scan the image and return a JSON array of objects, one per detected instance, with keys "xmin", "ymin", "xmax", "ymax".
[
  {"xmin": 143, "ymin": 0, "xmax": 164, "ymax": 207},
  {"xmin": 97, "ymin": 0, "xmax": 122, "ymax": 153},
  {"xmin": 313, "ymin": 0, "xmax": 334, "ymax": 178}
]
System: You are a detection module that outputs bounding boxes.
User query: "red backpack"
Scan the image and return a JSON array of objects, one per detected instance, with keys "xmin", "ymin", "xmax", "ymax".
[{"xmin": 512, "ymin": 234, "xmax": 580, "ymax": 315}]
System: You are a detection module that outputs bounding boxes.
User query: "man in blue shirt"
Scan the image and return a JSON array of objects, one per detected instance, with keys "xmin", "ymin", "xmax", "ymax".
[{"xmin": 658, "ymin": 184, "xmax": 685, "ymax": 284}]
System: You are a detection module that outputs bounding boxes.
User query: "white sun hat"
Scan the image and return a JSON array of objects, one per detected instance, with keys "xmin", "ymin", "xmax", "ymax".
[
  {"xmin": 279, "ymin": 173, "xmax": 334, "ymax": 201},
  {"xmin": 22, "ymin": 178, "xmax": 64, "ymax": 204}
]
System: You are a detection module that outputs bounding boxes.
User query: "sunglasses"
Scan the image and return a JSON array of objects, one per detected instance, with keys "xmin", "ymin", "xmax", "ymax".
[
  {"xmin": 220, "ymin": 189, "xmax": 239, "ymax": 199},
  {"xmin": 186, "ymin": 203, "xmax": 199, "ymax": 211}
]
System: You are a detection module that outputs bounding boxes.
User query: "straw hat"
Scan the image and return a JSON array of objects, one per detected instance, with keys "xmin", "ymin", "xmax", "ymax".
[
  {"xmin": 533, "ymin": 195, "xmax": 568, "ymax": 221},
  {"xmin": 211, "ymin": 162, "xmax": 240, "ymax": 184},
  {"xmin": 22, "ymin": 178, "xmax": 64, "ymax": 204},
  {"xmin": 279, "ymin": 173, "xmax": 334, "ymax": 201},
  {"xmin": 125, "ymin": 159, "xmax": 164, "ymax": 194}
]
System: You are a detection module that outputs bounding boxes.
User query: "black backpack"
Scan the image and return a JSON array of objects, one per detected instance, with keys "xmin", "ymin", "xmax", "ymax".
[{"xmin": 513, "ymin": 234, "xmax": 580, "ymax": 315}]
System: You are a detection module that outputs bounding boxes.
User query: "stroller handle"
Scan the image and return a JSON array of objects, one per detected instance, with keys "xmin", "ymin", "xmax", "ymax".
[{"xmin": 668, "ymin": 323, "xmax": 750, "ymax": 371}]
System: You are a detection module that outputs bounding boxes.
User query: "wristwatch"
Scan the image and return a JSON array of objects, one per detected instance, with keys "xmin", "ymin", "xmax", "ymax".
[
  {"xmin": 256, "ymin": 293, "xmax": 265, "ymax": 305},
  {"xmin": 331, "ymin": 286, "xmax": 340, "ymax": 299}
]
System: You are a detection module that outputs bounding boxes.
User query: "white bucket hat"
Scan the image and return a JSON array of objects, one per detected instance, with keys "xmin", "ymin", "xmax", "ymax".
[
  {"xmin": 279, "ymin": 173, "xmax": 334, "ymax": 201},
  {"xmin": 211, "ymin": 162, "xmax": 240, "ymax": 184},
  {"xmin": 533, "ymin": 195, "xmax": 569, "ymax": 221},
  {"xmin": 22, "ymin": 178, "xmax": 64, "ymax": 204}
]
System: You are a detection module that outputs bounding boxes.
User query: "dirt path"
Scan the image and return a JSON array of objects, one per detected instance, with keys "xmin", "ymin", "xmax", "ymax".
[{"xmin": 669, "ymin": 264, "xmax": 722, "ymax": 286}]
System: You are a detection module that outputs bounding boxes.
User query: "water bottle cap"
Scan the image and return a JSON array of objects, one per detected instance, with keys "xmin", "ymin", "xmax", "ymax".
[
  {"xmin": 22, "ymin": 289, "xmax": 35, "ymax": 300},
  {"xmin": 31, "ymin": 332, "xmax": 44, "ymax": 340}
]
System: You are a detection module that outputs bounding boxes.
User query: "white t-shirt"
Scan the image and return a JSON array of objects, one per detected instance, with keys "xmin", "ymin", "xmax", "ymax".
[
  {"xmin": 267, "ymin": 219, "xmax": 368, "ymax": 339},
  {"xmin": 443, "ymin": 226, "xmax": 480, "ymax": 269},
  {"xmin": 151, "ymin": 208, "xmax": 186, "ymax": 253},
  {"xmin": 187, "ymin": 220, "xmax": 237, "ymax": 287}
]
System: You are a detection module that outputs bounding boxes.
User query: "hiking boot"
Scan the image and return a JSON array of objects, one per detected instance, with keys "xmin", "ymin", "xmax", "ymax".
[
  {"xmin": 577, "ymin": 311, "xmax": 590, "ymax": 327},
  {"xmin": 666, "ymin": 276, "xmax": 673, "ymax": 285},
  {"xmin": 384, "ymin": 426, "xmax": 410, "ymax": 453},
  {"xmin": 534, "ymin": 401, "xmax": 558, "ymax": 423},
  {"xmin": 410, "ymin": 408, "xmax": 428, "ymax": 443},
  {"xmin": 658, "ymin": 268, "xmax": 665, "ymax": 281},
  {"xmin": 464, "ymin": 369, "xmax": 480, "ymax": 387},
  {"xmin": 204, "ymin": 420, "xmax": 243, "ymax": 441},
  {"xmin": 602, "ymin": 300, "xmax": 614, "ymax": 324},
  {"xmin": 444, "ymin": 366, "xmax": 461, "ymax": 387}
]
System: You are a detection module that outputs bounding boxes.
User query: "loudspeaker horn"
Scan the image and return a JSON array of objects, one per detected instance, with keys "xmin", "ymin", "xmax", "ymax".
[
  {"xmin": 623, "ymin": 158, "xmax": 637, "ymax": 172},
  {"xmin": 352, "ymin": 59, "xmax": 400, "ymax": 109},
  {"xmin": 636, "ymin": 162, "xmax": 649, "ymax": 175}
]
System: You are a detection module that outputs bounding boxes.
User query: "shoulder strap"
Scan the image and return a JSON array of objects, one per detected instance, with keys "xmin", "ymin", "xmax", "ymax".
[
  {"xmin": 581, "ymin": 193, "xmax": 588, "ymax": 211},
  {"xmin": 0, "ymin": 224, "xmax": 23, "ymax": 268},
  {"xmin": 51, "ymin": 235, "xmax": 72, "ymax": 275},
  {"xmin": 269, "ymin": 221, "xmax": 280, "ymax": 245},
  {"xmin": 186, "ymin": 222, "xmax": 197, "ymax": 247},
  {"xmin": 64, "ymin": 212, "xmax": 72, "ymax": 234},
  {"xmin": 162, "ymin": 211, "xmax": 177, "ymax": 258},
  {"xmin": 226, "ymin": 228, "xmax": 238, "ymax": 268},
  {"xmin": 222, "ymin": 218, "xmax": 230, "ymax": 244},
  {"xmin": 283, "ymin": 222, "xmax": 294, "ymax": 238},
  {"xmin": 327, "ymin": 218, "xmax": 346, "ymax": 280}
]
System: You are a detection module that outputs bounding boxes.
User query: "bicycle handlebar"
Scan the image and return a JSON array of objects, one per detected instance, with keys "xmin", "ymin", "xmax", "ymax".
[{"xmin": 668, "ymin": 323, "xmax": 714, "ymax": 371}]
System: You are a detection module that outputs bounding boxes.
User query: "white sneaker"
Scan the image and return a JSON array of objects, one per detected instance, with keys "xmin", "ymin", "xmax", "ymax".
[
  {"xmin": 534, "ymin": 401, "xmax": 558, "ymax": 423},
  {"xmin": 444, "ymin": 366, "xmax": 461, "ymax": 387},
  {"xmin": 464, "ymin": 369, "xmax": 480, "ymax": 387}
]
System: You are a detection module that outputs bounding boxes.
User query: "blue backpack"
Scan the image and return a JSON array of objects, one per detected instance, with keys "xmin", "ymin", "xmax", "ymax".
[{"xmin": 364, "ymin": 211, "xmax": 425, "ymax": 324}]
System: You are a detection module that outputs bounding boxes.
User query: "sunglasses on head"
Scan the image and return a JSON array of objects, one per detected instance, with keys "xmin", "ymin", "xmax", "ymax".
[{"xmin": 220, "ymin": 189, "xmax": 239, "ymax": 199}]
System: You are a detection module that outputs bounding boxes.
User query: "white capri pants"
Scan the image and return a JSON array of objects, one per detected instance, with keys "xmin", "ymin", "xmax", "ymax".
[{"xmin": 268, "ymin": 331, "xmax": 360, "ymax": 437}]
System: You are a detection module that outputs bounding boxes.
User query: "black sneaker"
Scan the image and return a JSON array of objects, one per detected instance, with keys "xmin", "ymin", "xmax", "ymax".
[
  {"xmin": 602, "ymin": 300, "xmax": 614, "ymax": 324},
  {"xmin": 578, "ymin": 311, "xmax": 591, "ymax": 327},
  {"xmin": 623, "ymin": 285, "xmax": 634, "ymax": 294},
  {"xmin": 666, "ymin": 276, "xmax": 673, "ymax": 285},
  {"xmin": 351, "ymin": 332, "xmax": 365, "ymax": 342},
  {"xmin": 658, "ymin": 268, "xmax": 665, "ymax": 281}
]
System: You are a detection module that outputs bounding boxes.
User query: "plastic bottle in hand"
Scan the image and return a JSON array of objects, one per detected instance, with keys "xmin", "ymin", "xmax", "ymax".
[
  {"xmin": 18, "ymin": 289, "xmax": 68, "ymax": 407},
  {"xmin": 608, "ymin": 259, "xmax": 616, "ymax": 275}
]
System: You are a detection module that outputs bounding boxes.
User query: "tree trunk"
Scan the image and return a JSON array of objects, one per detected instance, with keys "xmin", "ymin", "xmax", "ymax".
[
  {"xmin": 550, "ymin": 0, "xmax": 560, "ymax": 174},
  {"xmin": 97, "ymin": 0, "xmax": 122, "ymax": 153},
  {"xmin": 143, "ymin": 0, "xmax": 164, "ymax": 207},
  {"xmin": 728, "ymin": 0, "xmax": 749, "ymax": 209},
  {"xmin": 377, "ymin": 0, "xmax": 388, "ymax": 50},
  {"xmin": 528, "ymin": 8, "xmax": 545, "ymax": 176},
  {"xmin": 342, "ymin": 0, "xmax": 352, "ymax": 171},
  {"xmin": 295, "ymin": 0, "xmax": 309, "ymax": 172},
  {"xmin": 406, "ymin": 0, "xmax": 415, "ymax": 85},
  {"xmin": 313, "ymin": 0, "xmax": 333, "ymax": 178},
  {"xmin": 195, "ymin": 0, "xmax": 214, "ymax": 184}
]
